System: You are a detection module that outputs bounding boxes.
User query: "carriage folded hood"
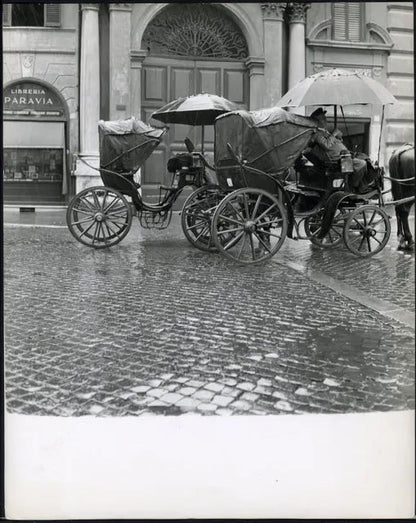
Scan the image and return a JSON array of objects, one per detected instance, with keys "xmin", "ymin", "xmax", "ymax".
[
  {"xmin": 216, "ymin": 106, "xmax": 316, "ymax": 129},
  {"xmin": 98, "ymin": 117, "xmax": 165, "ymax": 139},
  {"xmin": 215, "ymin": 107, "xmax": 317, "ymax": 174},
  {"xmin": 98, "ymin": 117, "xmax": 165, "ymax": 172}
]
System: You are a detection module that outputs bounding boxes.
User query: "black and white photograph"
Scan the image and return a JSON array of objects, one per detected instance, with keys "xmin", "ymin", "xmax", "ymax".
[{"xmin": 3, "ymin": 1, "xmax": 415, "ymax": 519}]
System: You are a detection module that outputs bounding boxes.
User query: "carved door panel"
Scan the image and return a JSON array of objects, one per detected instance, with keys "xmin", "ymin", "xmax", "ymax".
[{"xmin": 141, "ymin": 57, "xmax": 248, "ymax": 190}]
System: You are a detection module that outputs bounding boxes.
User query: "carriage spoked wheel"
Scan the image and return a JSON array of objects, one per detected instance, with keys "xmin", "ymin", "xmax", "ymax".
[
  {"xmin": 211, "ymin": 188, "xmax": 288, "ymax": 264},
  {"xmin": 181, "ymin": 184, "xmax": 223, "ymax": 252},
  {"xmin": 304, "ymin": 208, "xmax": 346, "ymax": 249},
  {"xmin": 343, "ymin": 204, "xmax": 391, "ymax": 257},
  {"xmin": 66, "ymin": 186, "xmax": 133, "ymax": 248}
]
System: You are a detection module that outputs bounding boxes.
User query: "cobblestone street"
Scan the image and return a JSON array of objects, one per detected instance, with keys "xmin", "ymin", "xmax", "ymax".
[{"xmin": 4, "ymin": 209, "xmax": 415, "ymax": 417}]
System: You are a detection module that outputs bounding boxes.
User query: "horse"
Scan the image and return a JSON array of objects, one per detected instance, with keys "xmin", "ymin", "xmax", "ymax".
[{"xmin": 388, "ymin": 144, "xmax": 415, "ymax": 251}]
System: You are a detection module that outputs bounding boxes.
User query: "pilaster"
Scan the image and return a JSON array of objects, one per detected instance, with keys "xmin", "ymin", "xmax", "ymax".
[
  {"xmin": 109, "ymin": 3, "xmax": 132, "ymax": 120},
  {"xmin": 287, "ymin": 2, "xmax": 310, "ymax": 95},
  {"xmin": 261, "ymin": 3, "xmax": 287, "ymax": 106},
  {"xmin": 130, "ymin": 50, "xmax": 148, "ymax": 119},
  {"xmin": 245, "ymin": 57, "xmax": 266, "ymax": 110},
  {"xmin": 77, "ymin": 3, "xmax": 101, "ymax": 190}
]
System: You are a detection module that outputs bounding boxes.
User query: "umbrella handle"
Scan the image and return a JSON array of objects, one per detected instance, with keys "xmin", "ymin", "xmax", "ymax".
[{"xmin": 334, "ymin": 105, "xmax": 337, "ymax": 129}]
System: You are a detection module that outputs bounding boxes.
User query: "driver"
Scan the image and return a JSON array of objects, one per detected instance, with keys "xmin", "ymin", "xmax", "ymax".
[{"xmin": 307, "ymin": 107, "xmax": 369, "ymax": 193}]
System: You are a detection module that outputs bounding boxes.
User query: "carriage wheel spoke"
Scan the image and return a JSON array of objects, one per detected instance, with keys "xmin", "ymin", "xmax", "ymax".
[
  {"xmin": 368, "ymin": 210, "xmax": 377, "ymax": 225},
  {"xmin": 79, "ymin": 196, "xmax": 97, "ymax": 212},
  {"xmin": 371, "ymin": 218, "xmax": 387, "ymax": 228},
  {"xmin": 78, "ymin": 220, "xmax": 96, "ymax": 239},
  {"xmin": 254, "ymin": 202, "xmax": 277, "ymax": 223},
  {"xmin": 72, "ymin": 216, "xmax": 95, "ymax": 226},
  {"xmin": 258, "ymin": 218, "xmax": 283, "ymax": 227},
  {"xmin": 366, "ymin": 236, "xmax": 372, "ymax": 252},
  {"xmin": 91, "ymin": 222, "xmax": 100, "ymax": 244},
  {"xmin": 249, "ymin": 232, "xmax": 256, "ymax": 259},
  {"xmin": 372, "ymin": 236, "xmax": 382, "ymax": 246},
  {"xmin": 251, "ymin": 195, "xmax": 262, "ymax": 220},
  {"xmin": 103, "ymin": 221, "xmax": 112, "ymax": 238},
  {"xmin": 243, "ymin": 193, "xmax": 250, "ymax": 219},
  {"xmin": 103, "ymin": 196, "xmax": 122, "ymax": 214},
  {"xmin": 92, "ymin": 191, "xmax": 102, "ymax": 210},
  {"xmin": 236, "ymin": 233, "xmax": 247, "ymax": 259},
  {"xmin": 195, "ymin": 224, "xmax": 210, "ymax": 241},
  {"xmin": 223, "ymin": 230, "xmax": 244, "ymax": 251},
  {"xmin": 217, "ymin": 226, "xmax": 245, "ymax": 236},
  {"xmin": 225, "ymin": 200, "xmax": 245, "ymax": 222},
  {"xmin": 101, "ymin": 189, "xmax": 108, "ymax": 211},
  {"xmin": 253, "ymin": 231, "xmax": 272, "ymax": 253},
  {"xmin": 104, "ymin": 220, "xmax": 119, "ymax": 237},
  {"xmin": 352, "ymin": 218, "xmax": 365, "ymax": 230},
  {"xmin": 72, "ymin": 207, "xmax": 96, "ymax": 216},
  {"xmin": 260, "ymin": 230, "xmax": 282, "ymax": 240},
  {"xmin": 105, "ymin": 205, "xmax": 128, "ymax": 216},
  {"xmin": 358, "ymin": 235, "xmax": 367, "ymax": 251},
  {"xmin": 349, "ymin": 234, "xmax": 364, "ymax": 245},
  {"xmin": 218, "ymin": 214, "xmax": 244, "ymax": 226},
  {"xmin": 106, "ymin": 218, "xmax": 126, "ymax": 228},
  {"xmin": 187, "ymin": 219, "xmax": 207, "ymax": 231}
]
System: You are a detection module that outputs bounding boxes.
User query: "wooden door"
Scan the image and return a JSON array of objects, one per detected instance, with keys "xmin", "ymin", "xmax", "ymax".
[{"xmin": 141, "ymin": 56, "xmax": 248, "ymax": 194}]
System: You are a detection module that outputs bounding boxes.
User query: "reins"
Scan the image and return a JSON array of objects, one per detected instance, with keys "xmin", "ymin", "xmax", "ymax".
[{"xmin": 383, "ymin": 175, "xmax": 415, "ymax": 184}]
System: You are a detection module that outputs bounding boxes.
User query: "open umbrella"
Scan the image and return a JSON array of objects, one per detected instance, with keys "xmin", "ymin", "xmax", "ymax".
[
  {"xmin": 151, "ymin": 93, "xmax": 238, "ymax": 153},
  {"xmin": 277, "ymin": 68, "xmax": 396, "ymax": 109},
  {"xmin": 276, "ymin": 68, "xmax": 396, "ymax": 161}
]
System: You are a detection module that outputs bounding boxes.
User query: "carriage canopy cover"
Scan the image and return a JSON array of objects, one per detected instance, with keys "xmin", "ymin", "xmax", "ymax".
[
  {"xmin": 215, "ymin": 107, "xmax": 317, "ymax": 174},
  {"xmin": 98, "ymin": 117, "xmax": 165, "ymax": 173}
]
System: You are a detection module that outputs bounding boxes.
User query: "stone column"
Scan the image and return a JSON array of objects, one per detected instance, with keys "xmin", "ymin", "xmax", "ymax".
[
  {"xmin": 261, "ymin": 3, "xmax": 287, "ymax": 107},
  {"xmin": 109, "ymin": 3, "xmax": 132, "ymax": 120},
  {"xmin": 287, "ymin": 2, "xmax": 310, "ymax": 89},
  {"xmin": 130, "ymin": 50, "xmax": 147, "ymax": 119},
  {"xmin": 76, "ymin": 3, "xmax": 101, "ymax": 191},
  {"xmin": 245, "ymin": 57, "xmax": 266, "ymax": 110}
]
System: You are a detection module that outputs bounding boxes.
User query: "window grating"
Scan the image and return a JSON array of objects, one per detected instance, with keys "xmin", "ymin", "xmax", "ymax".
[{"xmin": 142, "ymin": 4, "xmax": 248, "ymax": 59}]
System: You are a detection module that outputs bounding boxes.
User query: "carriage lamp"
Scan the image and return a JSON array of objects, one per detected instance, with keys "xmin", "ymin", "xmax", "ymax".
[{"xmin": 340, "ymin": 150, "xmax": 354, "ymax": 174}]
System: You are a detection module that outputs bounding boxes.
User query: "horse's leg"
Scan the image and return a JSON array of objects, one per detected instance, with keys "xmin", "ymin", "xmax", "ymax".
[
  {"xmin": 400, "ymin": 203, "xmax": 414, "ymax": 251},
  {"xmin": 396, "ymin": 206, "xmax": 405, "ymax": 250}
]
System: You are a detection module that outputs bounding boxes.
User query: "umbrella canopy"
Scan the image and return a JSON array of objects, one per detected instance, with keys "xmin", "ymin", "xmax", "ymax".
[
  {"xmin": 151, "ymin": 93, "xmax": 239, "ymax": 126},
  {"xmin": 276, "ymin": 68, "xmax": 396, "ymax": 108}
]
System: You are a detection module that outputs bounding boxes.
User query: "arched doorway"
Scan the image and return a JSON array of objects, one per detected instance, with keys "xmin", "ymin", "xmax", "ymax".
[{"xmin": 140, "ymin": 4, "xmax": 249, "ymax": 193}]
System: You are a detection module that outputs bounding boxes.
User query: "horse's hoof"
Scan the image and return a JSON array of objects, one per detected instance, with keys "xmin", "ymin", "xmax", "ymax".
[{"xmin": 398, "ymin": 241, "xmax": 414, "ymax": 251}]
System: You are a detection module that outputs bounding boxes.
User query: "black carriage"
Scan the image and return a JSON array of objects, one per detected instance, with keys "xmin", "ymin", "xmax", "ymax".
[
  {"xmin": 66, "ymin": 117, "xmax": 212, "ymax": 248},
  {"xmin": 181, "ymin": 107, "xmax": 390, "ymax": 264}
]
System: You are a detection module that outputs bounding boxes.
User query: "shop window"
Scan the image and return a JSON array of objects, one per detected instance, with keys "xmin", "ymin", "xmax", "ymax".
[
  {"xmin": 3, "ymin": 148, "xmax": 63, "ymax": 183},
  {"xmin": 332, "ymin": 3, "xmax": 363, "ymax": 42},
  {"xmin": 3, "ymin": 3, "xmax": 60, "ymax": 27}
]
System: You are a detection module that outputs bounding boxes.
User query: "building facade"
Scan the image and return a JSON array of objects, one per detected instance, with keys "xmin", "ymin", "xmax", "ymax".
[{"xmin": 3, "ymin": 2, "xmax": 414, "ymax": 205}]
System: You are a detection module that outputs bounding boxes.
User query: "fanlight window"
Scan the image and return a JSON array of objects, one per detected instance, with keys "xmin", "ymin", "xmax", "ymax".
[{"xmin": 142, "ymin": 4, "xmax": 248, "ymax": 60}]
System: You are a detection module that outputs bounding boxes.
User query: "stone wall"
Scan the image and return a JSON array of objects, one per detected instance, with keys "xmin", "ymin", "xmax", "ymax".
[
  {"xmin": 385, "ymin": 2, "xmax": 414, "ymax": 165},
  {"xmin": 2, "ymin": 4, "xmax": 79, "ymax": 157}
]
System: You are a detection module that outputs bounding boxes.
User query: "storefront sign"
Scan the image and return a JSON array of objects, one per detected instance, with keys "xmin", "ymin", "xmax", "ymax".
[{"xmin": 3, "ymin": 81, "xmax": 65, "ymax": 117}]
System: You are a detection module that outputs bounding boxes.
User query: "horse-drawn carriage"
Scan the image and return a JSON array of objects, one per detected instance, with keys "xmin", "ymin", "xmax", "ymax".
[
  {"xmin": 66, "ymin": 117, "xmax": 212, "ymax": 248},
  {"xmin": 181, "ymin": 107, "xmax": 390, "ymax": 263},
  {"xmin": 66, "ymin": 104, "xmax": 411, "ymax": 262}
]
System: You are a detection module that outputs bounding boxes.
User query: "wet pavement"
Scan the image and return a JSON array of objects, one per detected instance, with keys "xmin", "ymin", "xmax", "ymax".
[{"xmin": 4, "ymin": 207, "xmax": 415, "ymax": 417}]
